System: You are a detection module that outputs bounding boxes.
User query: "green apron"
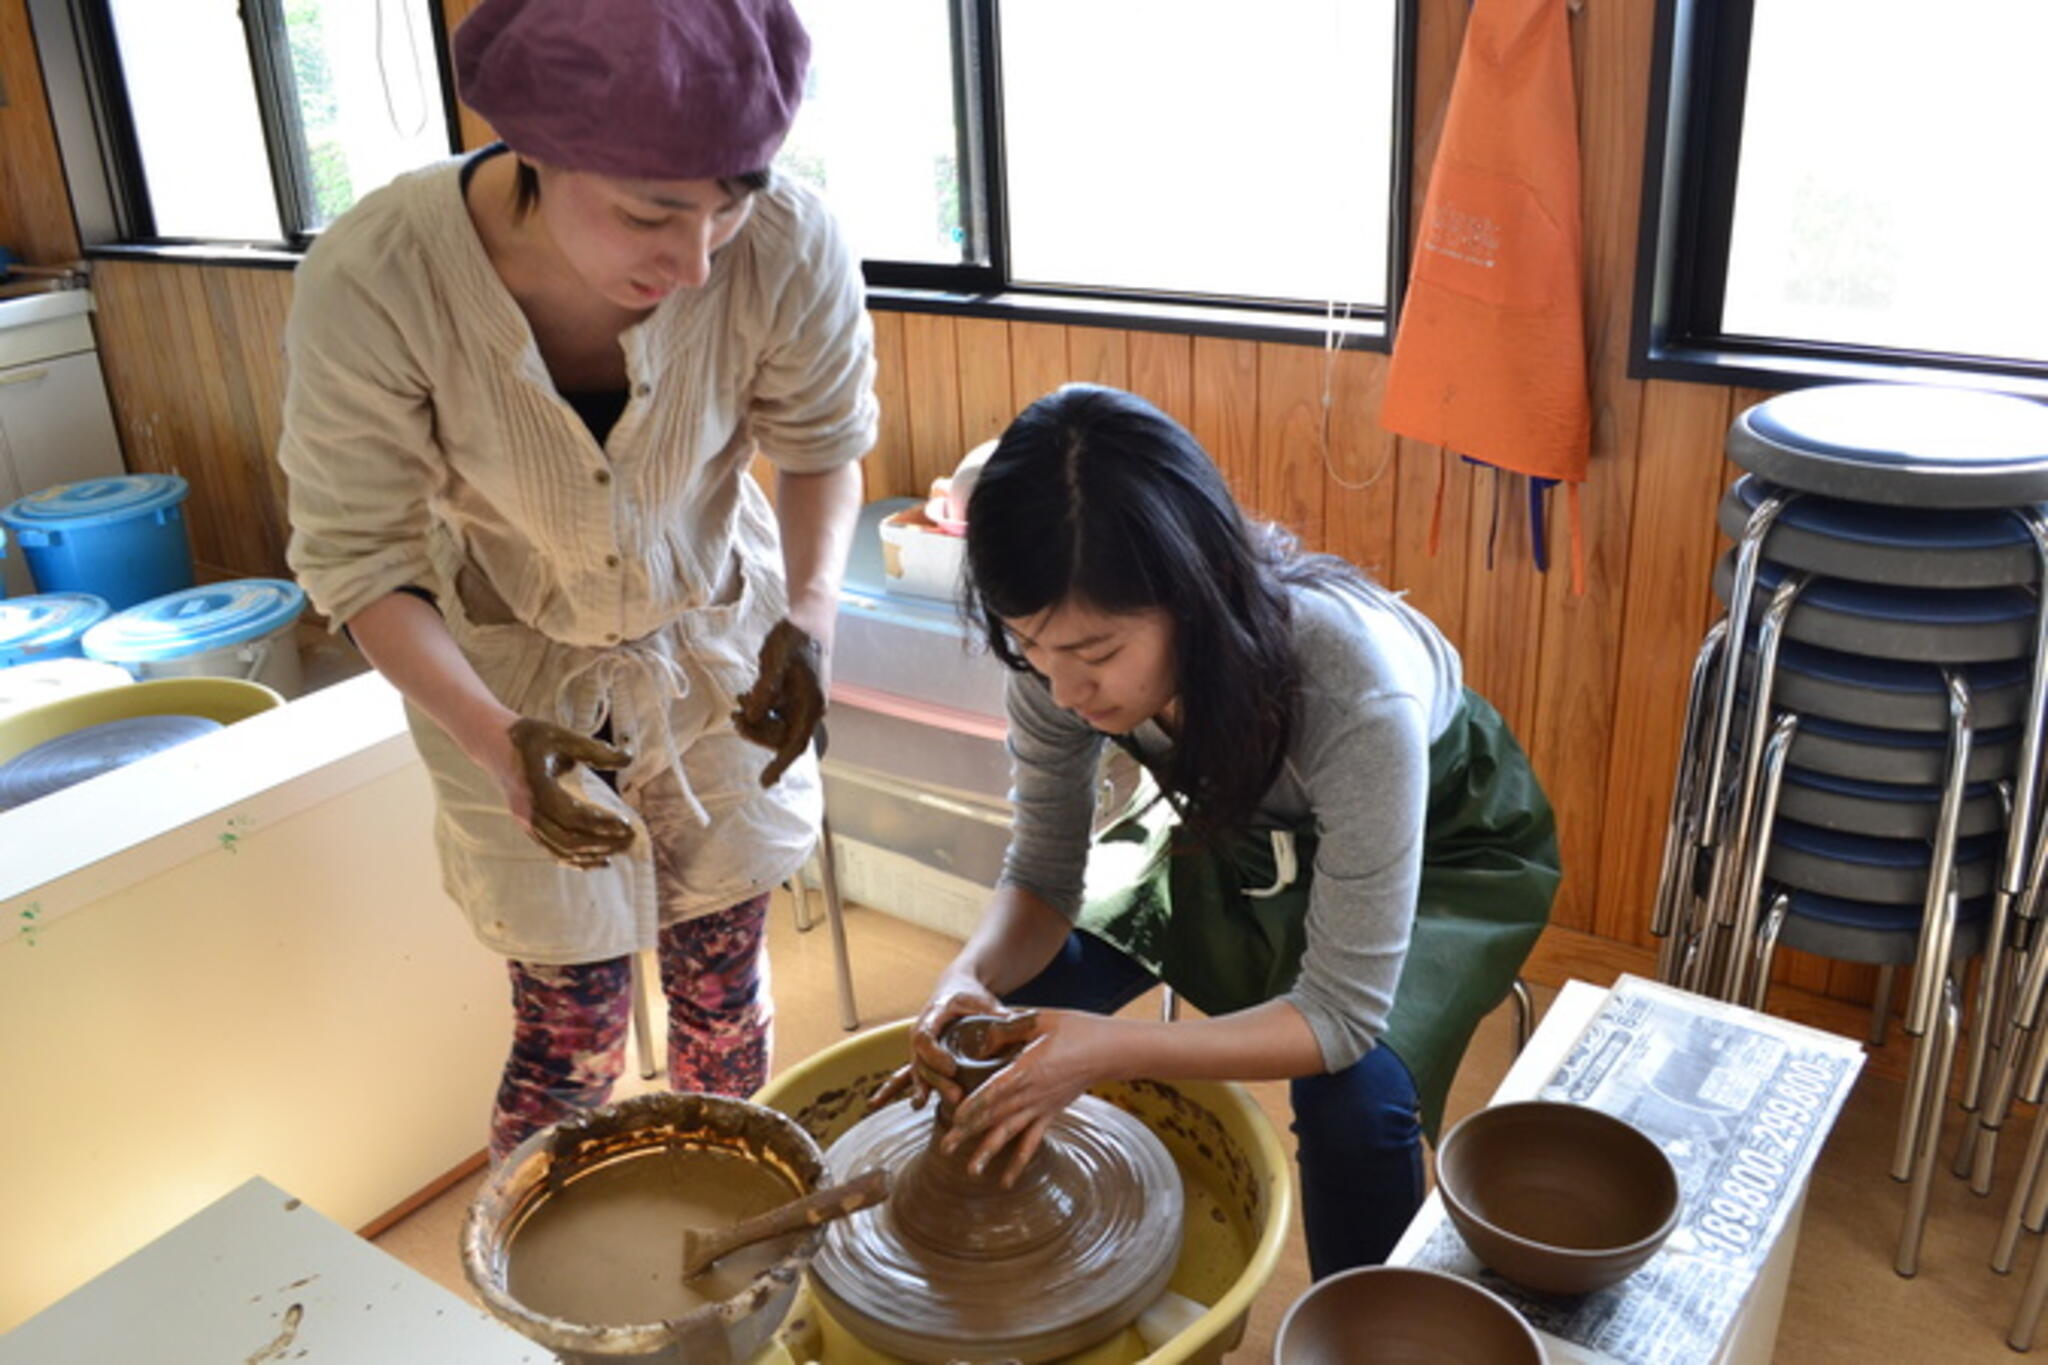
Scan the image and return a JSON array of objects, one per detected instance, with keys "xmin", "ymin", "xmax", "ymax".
[{"xmin": 1076, "ymin": 689, "xmax": 1559, "ymax": 1140}]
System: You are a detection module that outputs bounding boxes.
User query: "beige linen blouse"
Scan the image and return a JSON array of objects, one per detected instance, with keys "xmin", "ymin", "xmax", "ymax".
[{"xmin": 280, "ymin": 159, "xmax": 877, "ymax": 963}]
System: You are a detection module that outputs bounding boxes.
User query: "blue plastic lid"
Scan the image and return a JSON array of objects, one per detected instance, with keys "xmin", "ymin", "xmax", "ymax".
[
  {"xmin": 0, "ymin": 593, "xmax": 112, "ymax": 664},
  {"xmin": 0, "ymin": 474, "xmax": 190, "ymax": 531},
  {"xmin": 83, "ymin": 579, "xmax": 304, "ymax": 663}
]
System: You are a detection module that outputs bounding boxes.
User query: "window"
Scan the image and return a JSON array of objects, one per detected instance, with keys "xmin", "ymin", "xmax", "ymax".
[
  {"xmin": 779, "ymin": 0, "xmax": 1409, "ymax": 335},
  {"xmin": 40, "ymin": 0, "xmax": 455, "ymax": 248},
  {"xmin": 1634, "ymin": 0, "xmax": 2048, "ymax": 390}
]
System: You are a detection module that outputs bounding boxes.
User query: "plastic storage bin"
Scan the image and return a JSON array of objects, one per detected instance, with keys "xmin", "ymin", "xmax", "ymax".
[
  {"xmin": 0, "ymin": 658, "xmax": 132, "ymax": 723},
  {"xmin": 0, "ymin": 474, "xmax": 192, "ymax": 610},
  {"xmin": 82, "ymin": 579, "xmax": 306, "ymax": 699},
  {"xmin": 0, "ymin": 593, "xmax": 110, "ymax": 667}
]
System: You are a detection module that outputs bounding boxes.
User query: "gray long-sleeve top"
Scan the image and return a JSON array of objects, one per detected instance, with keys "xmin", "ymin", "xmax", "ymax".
[{"xmin": 998, "ymin": 576, "xmax": 1464, "ymax": 1072}]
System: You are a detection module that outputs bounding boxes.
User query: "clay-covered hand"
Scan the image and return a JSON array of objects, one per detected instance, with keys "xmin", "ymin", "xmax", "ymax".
[
  {"xmin": 731, "ymin": 619, "xmax": 826, "ymax": 787},
  {"xmin": 867, "ymin": 979, "xmax": 1006, "ymax": 1112},
  {"xmin": 508, "ymin": 717, "xmax": 636, "ymax": 869},
  {"xmin": 941, "ymin": 1009, "xmax": 1117, "ymax": 1188}
]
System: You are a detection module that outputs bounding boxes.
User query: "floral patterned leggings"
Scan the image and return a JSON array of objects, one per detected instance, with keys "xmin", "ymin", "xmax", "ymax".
[{"xmin": 489, "ymin": 893, "xmax": 772, "ymax": 1162}]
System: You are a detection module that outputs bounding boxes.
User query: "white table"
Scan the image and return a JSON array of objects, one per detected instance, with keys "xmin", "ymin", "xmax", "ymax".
[
  {"xmin": 0, "ymin": 1177, "xmax": 538, "ymax": 1364},
  {"xmin": 1390, "ymin": 978, "xmax": 1828, "ymax": 1365}
]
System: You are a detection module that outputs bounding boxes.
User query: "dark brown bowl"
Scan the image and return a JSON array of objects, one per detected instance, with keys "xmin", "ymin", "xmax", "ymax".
[
  {"xmin": 1437, "ymin": 1099, "xmax": 1680, "ymax": 1295},
  {"xmin": 1273, "ymin": 1265, "xmax": 1544, "ymax": 1364}
]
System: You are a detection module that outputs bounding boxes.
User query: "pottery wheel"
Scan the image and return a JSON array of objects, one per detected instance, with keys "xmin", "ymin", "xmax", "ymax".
[{"xmin": 812, "ymin": 1093, "xmax": 1184, "ymax": 1363}]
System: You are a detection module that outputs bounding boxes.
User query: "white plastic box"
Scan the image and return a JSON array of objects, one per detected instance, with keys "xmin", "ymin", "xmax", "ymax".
[{"xmin": 876, "ymin": 503, "xmax": 967, "ymax": 602}]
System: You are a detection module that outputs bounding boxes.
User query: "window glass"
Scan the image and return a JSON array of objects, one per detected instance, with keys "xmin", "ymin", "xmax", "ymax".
[
  {"xmin": 779, "ymin": 0, "xmax": 967, "ymax": 265},
  {"xmin": 106, "ymin": 0, "xmax": 281, "ymax": 240},
  {"xmin": 999, "ymin": 0, "xmax": 1396, "ymax": 306},
  {"xmin": 1725, "ymin": 0, "xmax": 2048, "ymax": 364},
  {"xmin": 280, "ymin": 0, "xmax": 452, "ymax": 230}
]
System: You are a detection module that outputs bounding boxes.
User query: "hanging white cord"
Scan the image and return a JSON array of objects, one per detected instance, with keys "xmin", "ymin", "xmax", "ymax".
[
  {"xmin": 1316, "ymin": 1, "xmax": 1397, "ymax": 494},
  {"xmin": 375, "ymin": 0, "xmax": 430, "ymax": 138}
]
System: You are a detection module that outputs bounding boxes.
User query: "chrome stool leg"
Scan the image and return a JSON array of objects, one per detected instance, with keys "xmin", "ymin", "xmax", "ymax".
[
  {"xmin": 789, "ymin": 869, "xmax": 815, "ymax": 933},
  {"xmin": 1892, "ymin": 675, "xmax": 1973, "ymax": 1181},
  {"xmin": 1511, "ymin": 977, "xmax": 1535, "ymax": 1053},
  {"xmin": 1897, "ymin": 968, "xmax": 1961, "ymax": 1277},
  {"xmin": 1161, "ymin": 987, "xmax": 1181, "ymax": 1022},
  {"xmin": 1749, "ymin": 891, "xmax": 1790, "ymax": 1012},
  {"xmin": 1726, "ymin": 712, "xmax": 1799, "ymax": 1005},
  {"xmin": 1995, "ymin": 1104, "xmax": 2048, "ymax": 1274},
  {"xmin": 814, "ymin": 814, "xmax": 859, "ymax": 1032},
  {"xmin": 1871, "ymin": 964, "xmax": 1897, "ymax": 1048},
  {"xmin": 1973, "ymin": 828, "xmax": 2048, "ymax": 1196},
  {"xmin": 631, "ymin": 948, "xmax": 660, "ymax": 1081},
  {"xmin": 1655, "ymin": 621, "xmax": 1730, "ymax": 984},
  {"xmin": 1699, "ymin": 573, "xmax": 1808, "ymax": 1002}
]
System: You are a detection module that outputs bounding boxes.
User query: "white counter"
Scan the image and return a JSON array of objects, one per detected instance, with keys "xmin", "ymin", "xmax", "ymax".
[{"xmin": 0, "ymin": 672, "xmax": 508, "ymax": 1331}]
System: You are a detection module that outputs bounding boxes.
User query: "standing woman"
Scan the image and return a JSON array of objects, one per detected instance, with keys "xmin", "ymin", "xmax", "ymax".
[
  {"xmin": 279, "ymin": 0, "xmax": 875, "ymax": 1161},
  {"xmin": 899, "ymin": 385, "xmax": 1558, "ymax": 1277}
]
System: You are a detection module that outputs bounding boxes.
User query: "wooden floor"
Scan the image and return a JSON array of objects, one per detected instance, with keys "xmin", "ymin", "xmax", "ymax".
[{"xmin": 372, "ymin": 896, "xmax": 2048, "ymax": 1361}]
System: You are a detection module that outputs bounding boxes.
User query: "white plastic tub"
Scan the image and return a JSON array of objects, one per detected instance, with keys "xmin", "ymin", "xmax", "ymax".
[{"xmin": 82, "ymin": 579, "xmax": 306, "ymax": 699}]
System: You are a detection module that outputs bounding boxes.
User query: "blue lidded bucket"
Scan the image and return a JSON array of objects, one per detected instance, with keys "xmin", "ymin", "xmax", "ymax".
[
  {"xmin": 83, "ymin": 579, "xmax": 306, "ymax": 699},
  {"xmin": 0, "ymin": 475, "xmax": 193, "ymax": 610},
  {"xmin": 0, "ymin": 593, "xmax": 113, "ymax": 668}
]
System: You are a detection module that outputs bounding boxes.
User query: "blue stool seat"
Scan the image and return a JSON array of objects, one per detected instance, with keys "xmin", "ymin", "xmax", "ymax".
[
  {"xmin": 1778, "ymin": 765, "xmax": 2005, "ymax": 841},
  {"xmin": 1764, "ymin": 817, "xmax": 1999, "ymax": 904},
  {"xmin": 1728, "ymin": 384, "xmax": 2048, "ymax": 508},
  {"xmin": 1732, "ymin": 703, "xmax": 2020, "ymax": 785},
  {"xmin": 1742, "ymin": 637, "xmax": 2030, "ymax": 732},
  {"xmin": 1772, "ymin": 885, "xmax": 1990, "ymax": 967},
  {"xmin": 1716, "ymin": 552, "xmax": 2037, "ymax": 663},
  {"xmin": 1721, "ymin": 475, "xmax": 2041, "ymax": 588}
]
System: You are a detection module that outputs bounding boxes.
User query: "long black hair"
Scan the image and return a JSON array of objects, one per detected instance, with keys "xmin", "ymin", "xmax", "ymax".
[{"xmin": 963, "ymin": 383, "xmax": 1360, "ymax": 841}]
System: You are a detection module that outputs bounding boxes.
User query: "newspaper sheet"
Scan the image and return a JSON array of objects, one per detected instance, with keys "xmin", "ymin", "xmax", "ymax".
[{"xmin": 1408, "ymin": 974, "xmax": 1864, "ymax": 1364}]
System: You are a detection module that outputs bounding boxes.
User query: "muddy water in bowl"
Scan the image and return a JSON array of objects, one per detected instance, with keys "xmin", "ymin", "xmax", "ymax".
[
  {"xmin": 506, "ymin": 1144, "xmax": 802, "ymax": 1325},
  {"xmin": 464, "ymin": 1092, "xmax": 827, "ymax": 1364}
]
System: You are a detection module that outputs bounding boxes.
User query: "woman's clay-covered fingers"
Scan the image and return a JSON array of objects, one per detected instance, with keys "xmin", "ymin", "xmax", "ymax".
[
  {"xmin": 959, "ymin": 1008, "xmax": 1042, "ymax": 1061},
  {"xmin": 508, "ymin": 718, "xmax": 636, "ymax": 864},
  {"xmin": 730, "ymin": 620, "xmax": 825, "ymax": 787}
]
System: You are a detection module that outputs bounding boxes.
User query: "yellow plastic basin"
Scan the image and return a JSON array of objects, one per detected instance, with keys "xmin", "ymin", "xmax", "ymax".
[
  {"xmin": 751, "ymin": 1019, "xmax": 1292, "ymax": 1364},
  {"xmin": 0, "ymin": 675, "xmax": 283, "ymax": 765}
]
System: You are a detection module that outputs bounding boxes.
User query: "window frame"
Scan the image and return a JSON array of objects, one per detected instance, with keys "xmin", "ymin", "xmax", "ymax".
[
  {"xmin": 855, "ymin": 0, "xmax": 1416, "ymax": 349},
  {"xmin": 35, "ymin": 0, "xmax": 1414, "ymax": 347},
  {"xmin": 30, "ymin": 0, "xmax": 464, "ymax": 256},
  {"xmin": 1631, "ymin": 0, "xmax": 2048, "ymax": 397}
]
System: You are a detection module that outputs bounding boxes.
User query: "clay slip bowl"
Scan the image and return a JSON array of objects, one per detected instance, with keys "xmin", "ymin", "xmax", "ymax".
[
  {"xmin": 1273, "ymin": 1265, "xmax": 1543, "ymax": 1364},
  {"xmin": 1436, "ymin": 1099, "xmax": 1680, "ymax": 1295}
]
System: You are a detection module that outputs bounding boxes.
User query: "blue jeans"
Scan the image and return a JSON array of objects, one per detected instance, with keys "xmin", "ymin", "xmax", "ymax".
[{"xmin": 1004, "ymin": 930, "xmax": 1425, "ymax": 1279}]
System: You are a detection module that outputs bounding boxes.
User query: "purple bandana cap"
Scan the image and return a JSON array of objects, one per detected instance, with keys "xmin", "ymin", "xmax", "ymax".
[{"xmin": 455, "ymin": 0, "xmax": 811, "ymax": 182}]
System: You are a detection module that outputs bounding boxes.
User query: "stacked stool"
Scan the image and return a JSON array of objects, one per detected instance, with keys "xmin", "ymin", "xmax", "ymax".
[{"xmin": 1650, "ymin": 383, "xmax": 2048, "ymax": 1312}]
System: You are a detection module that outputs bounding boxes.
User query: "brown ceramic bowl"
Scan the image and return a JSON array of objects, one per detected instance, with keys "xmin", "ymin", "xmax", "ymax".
[
  {"xmin": 1273, "ymin": 1265, "xmax": 1544, "ymax": 1364},
  {"xmin": 1437, "ymin": 1099, "xmax": 1680, "ymax": 1295}
]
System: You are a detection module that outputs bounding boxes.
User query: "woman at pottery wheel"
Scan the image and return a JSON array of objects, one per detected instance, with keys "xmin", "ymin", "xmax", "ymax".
[
  {"xmin": 888, "ymin": 384, "xmax": 1559, "ymax": 1278},
  {"xmin": 279, "ymin": 0, "xmax": 873, "ymax": 1161}
]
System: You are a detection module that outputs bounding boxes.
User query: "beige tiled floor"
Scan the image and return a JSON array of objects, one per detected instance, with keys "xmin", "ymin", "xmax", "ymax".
[{"xmin": 374, "ymin": 896, "xmax": 2042, "ymax": 1361}]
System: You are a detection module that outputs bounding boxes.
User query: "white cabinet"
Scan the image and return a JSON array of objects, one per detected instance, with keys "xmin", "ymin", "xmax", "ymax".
[{"xmin": 0, "ymin": 291, "xmax": 126, "ymax": 597}]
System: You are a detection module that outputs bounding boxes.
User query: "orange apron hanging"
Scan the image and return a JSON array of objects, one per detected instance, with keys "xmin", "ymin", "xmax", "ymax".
[{"xmin": 1380, "ymin": 0, "xmax": 1592, "ymax": 592}]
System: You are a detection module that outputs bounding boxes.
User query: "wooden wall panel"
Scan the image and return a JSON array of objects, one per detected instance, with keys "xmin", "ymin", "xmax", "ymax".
[
  {"xmin": 1126, "ymin": 330, "xmax": 1193, "ymax": 430},
  {"xmin": 1526, "ymin": 0, "xmax": 1657, "ymax": 939},
  {"xmin": 1189, "ymin": 338, "xmax": 1261, "ymax": 509},
  {"xmin": 0, "ymin": 0, "xmax": 80, "ymax": 262},
  {"xmin": 1254, "ymin": 343, "xmax": 1327, "ymax": 545},
  {"xmin": 954, "ymin": 317, "xmax": 1015, "ymax": 449},
  {"xmin": 899, "ymin": 312, "xmax": 963, "ymax": 492},
  {"xmin": 1321, "ymin": 350, "xmax": 1398, "ymax": 581},
  {"xmin": 865, "ymin": 311, "xmax": 914, "ymax": 500}
]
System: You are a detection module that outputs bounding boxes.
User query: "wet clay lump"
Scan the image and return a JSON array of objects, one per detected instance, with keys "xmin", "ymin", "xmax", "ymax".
[{"xmin": 810, "ymin": 1016, "xmax": 1185, "ymax": 1362}]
